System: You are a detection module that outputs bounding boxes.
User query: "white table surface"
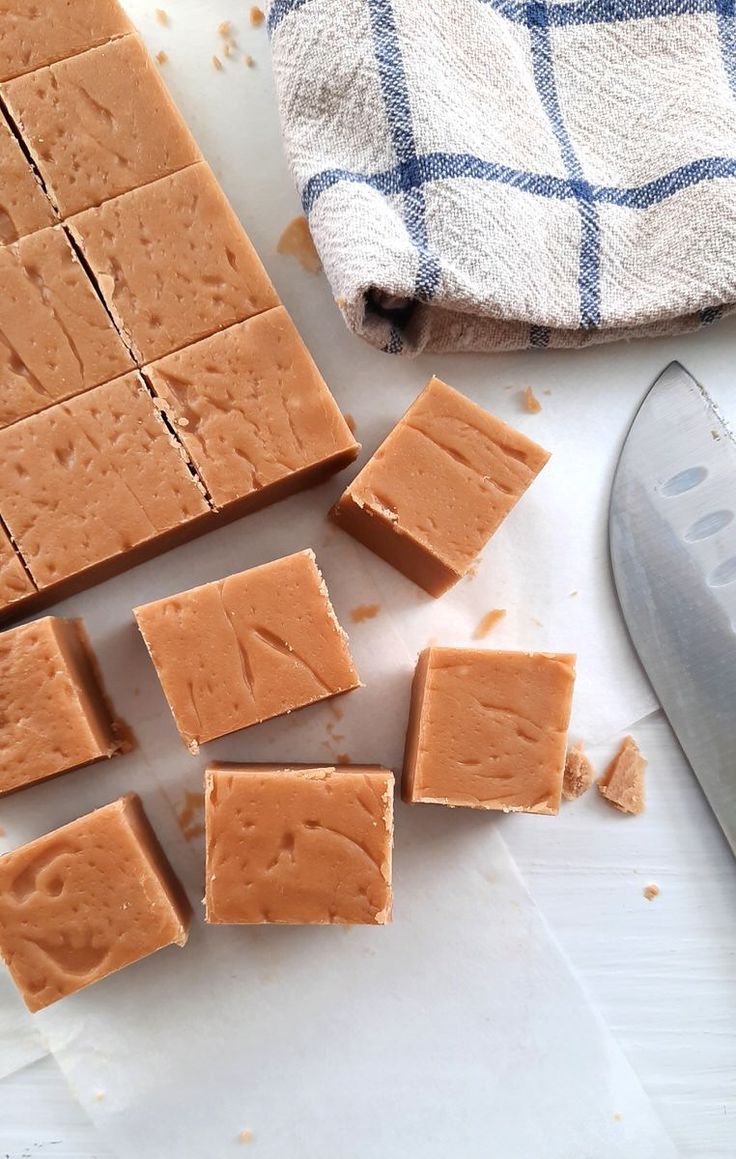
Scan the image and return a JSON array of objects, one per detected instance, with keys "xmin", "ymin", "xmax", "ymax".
[{"xmin": 2, "ymin": 3, "xmax": 736, "ymax": 1155}]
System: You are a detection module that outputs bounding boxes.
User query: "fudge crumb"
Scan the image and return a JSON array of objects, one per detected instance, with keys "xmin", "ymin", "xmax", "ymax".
[
  {"xmin": 243, "ymin": 53, "xmax": 255, "ymax": 66},
  {"xmin": 277, "ymin": 215, "xmax": 322, "ymax": 273},
  {"xmin": 598, "ymin": 736, "xmax": 646, "ymax": 814},
  {"xmin": 613, "ymin": 1112, "xmax": 622, "ymax": 1122},
  {"xmin": 239, "ymin": 1129, "xmax": 253, "ymax": 1143},
  {"xmin": 328, "ymin": 703, "xmax": 343, "ymax": 721},
  {"xmin": 344, "ymin": 412, "xmax": 356, "ymax": 434},
  {"xmin": 94, "ymin": 1090, "xmax": 105, "ymax": 1102},
  {"xmin": 154, "ymin": 7, "xmax": 168, "ymax": 25},
  {"xmin": 223, "ymin": 42, "xmax": 235, "ymax": 58},
  {"xmin": 250, "ymin": 5, "xmax": 265, "ymax": 26},
  {"xmin": 570, "ymin": 590, "xmax": 578, "ymax": 598},
  {"xmin": 531, "ymin": 616, "xmax": 543, "ymax": 628},
  {"xmin": 178, "ymin": 790, "xmax": 205, "ymax": 841},
  {"xmin": 335, "ymin": 753, "xmax": 352, "ymax": 765},
  {"xmin": 155, "ymin": 49, "xmax": 168, "ymax": 64},
  {"xmin": 218, "ymin": 19, "xmax": 233, "ymax": 37},
  {"xmin": 562, "ymin": 741, "xmax": 595, "ymax": 801},
  {"xmin": 472, "ymin": 608, "xmax": 506, "ymax": 640},
  {"xmin": 643, "ymin": 883, "xmax": 660, "ymax": 901},
  {"xmin": 212, "ymin": 54, "xmax": 223, "ymax": 70},
  {"xmin": 522, "ymin": 385, "xmax": 542, "ymax": 413},
  {"xmin": 350, "ymin": 603, "xmax": 380, "ymax": 623}
]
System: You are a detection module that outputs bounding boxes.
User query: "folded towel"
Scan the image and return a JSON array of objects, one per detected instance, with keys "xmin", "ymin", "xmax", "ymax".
[{"xmin": 267, "ymin": 0, "xmax": 736, "ymax": 354}]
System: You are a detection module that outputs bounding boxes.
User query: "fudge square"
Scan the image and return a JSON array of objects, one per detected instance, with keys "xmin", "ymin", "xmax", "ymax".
[
  {"xmin": 205, "ymin": 764, "xmax": 393, "ymax": 925},
  {"xmin": 331, "ymin": 377, "xmax": 550, "ymax": 596},
  {"xmin": 0, "ymin": 225, "xmax": 133, "ymax": 428},
  {"xmin": 0, "ymin": 0, "xmax": 133, "ymax": 83},
  {"xmin": 134, "ymin": 550, "xmax": 360, "ymax": 753},
  {"xmin": 0, "ymin": 616, "xmax": 126, "ymax": 796},
  {"xmin": 0, "ymin": 110, "xmax": 55, "ymax": 244},
  {"xmin": 3, "ymin": 35, "xmax": 201, "ymax": 216},
  {"xmin": 68, "ymin": 162, "xmax": 279, "ymax": 362},
  {"xmin": 0, "ymin": 794, "xmax": 191, "ymax": 1011},
  {"xmin": 403, "ymin": 648, "xmax": 576, "ymax": 813},
  {"xmin": 146, "ymin": 306, "xmax": 359, "ymax": 512},
  {"xmin": 0, "ymin": 372, "xmax": 209, "ymax": 589}
]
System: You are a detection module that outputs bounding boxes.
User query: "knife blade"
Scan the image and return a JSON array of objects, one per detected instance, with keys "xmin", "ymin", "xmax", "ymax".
[{"xmin": 609, "ymin": 361, "xmax": 736, "ymax": 853}]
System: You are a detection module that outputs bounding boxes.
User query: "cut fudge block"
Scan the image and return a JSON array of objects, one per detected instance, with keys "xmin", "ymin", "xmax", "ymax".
[
  {"xmin": 0, "ymin": 520, "xmax": 34, "ymax": 609},
  {"xmin": 68, "ymin": 163, "xmax": 279, "ymax": 362},
  {"xmin": 403, "ymin": 647, "xmax": 576, "ymax": 813},
  {"xmin": 331, "ymin": 377, "xmax": 550, "ymax": 596},
  {"xmin": 4, "ymin": 35, "xmax": 201, "ymax": 216},
  {"xmin": 146, "ymin": 307, "xmax": 359, "ymax": 510},
  {"xmin": 205, "ymin": 764, "xmax": 393, "ymax": 925},
  {"xmin": 0, "ymin": 615, "xmax": 126, "ymax": 796},
  {"xmin": 0, "ymin": 226, "xmax": 133, "ymax": 428},
  {"xmin": 0, "ymin": 372, "xmax": 209, "ymax": 589},
  {"xmin": 0, "ymin": 0, "xmax": 133, "ymax": 83},
  {"xmin": 598, "ymin": 735, "xmax": 646, "ymax": 815},
  {"xmin": 134, "ymin": 550, "xmax": 360, "ymax": 752},
  {"xmin": 0, "ymin": 793, "xmax": 191, "ymax": 1011},
  {"xmin": 0, "ymin": 111, "xmax": 55, "ymax": 244}
]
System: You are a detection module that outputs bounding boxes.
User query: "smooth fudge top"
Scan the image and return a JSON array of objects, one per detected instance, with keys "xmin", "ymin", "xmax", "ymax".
[
  {"xmin": 3, "ymin": 34, "xmax": 202, "ymax": 216},
  {"xmin": 0, "ymin": 793, "xmax": 191, "ymax": 1011},
  {"xmin": 0, "ymin": 111, "xmax": 55, "ymax": 244},
  {"xmin": 147, "ymin": 306, "xmax": 359, "ymax": 509},
  {"xmin": 332, "ymin": 377, "xmax": 550, "ymax": 596},
  {"xmin": 0, "ymin": 372, "xmax": 209, "ymax": 589},
  {"xmin": 0, "ymin": 0, "xmax": 133, "ymax": 82},
  {"xmin": 68, "ymin": 162, "xmax": 280, "ymax": 362},
  {"xmin": 0, "ymin": 616, "xmax": 123, "ymax": 796},
  {"xmin": 0, "ymin": 225, "xmax": 133, "ymax": 428},
  {"xmin": 205, "ymin": 764, "xmax": 394, "ymax": 925},
  {"xmin": 0, "ymin": 522, "xmax": 34, "ymax": 608},
  {"xmin": 403, "ymin": 647, "xmax": 576, "ymax": 813},
  {"xmin": 134, "ymin": 550, "xmax": 361, "ymax": 752}
]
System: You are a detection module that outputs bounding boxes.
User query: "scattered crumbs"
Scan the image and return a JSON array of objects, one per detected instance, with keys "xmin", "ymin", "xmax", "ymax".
[
  {"xmin": 239, "ymin": 1128, "xmax": 253, "ymax": 1143},
  {"xmin": 711, "ymin": 428, "xmax": 719, "ymax": 441},
  {"xmin": 326, "ymin": 722, "xmax": 344, "ymax": 740},
  {"xmin": 212, "ymin": 54, "xmax": 223, "ymax": 71},
  {"xmin": 243, "ymin": 53, "xmax": 255, "ymax": 67},
  {"xmin": 277, "ymin": 216, "xmax": 322, "ymax": 274},
  {"xmin": 543, "ymin": 388, "xmax": 552, "ymax": 396},
  {"xmin": 613, "ymin": 1112, "xmax": 622, "ymax": 1122},
  {"xmin": 350, "ymin": 603, "xmax": 380, "ymax": 624},
  {"xmin": 570, "ymin": 590, "xmax": 579, "ymax": 598},
  {"xmin": 94, "ymin": 1090, "xmax": 105, "ymax": 1102},
  {"xmin": 218, "ymin": 19, "xmax": 232, "ymax": 37},
  {"xmin": 250, "ymin": 5, "xmax": 265, "ymax": 26},
  {"xmin": 472, "ymin": 608, "xmax": 506, "ymax": 640},
  {"xmin": 522, "ymin": 385, "xmax": 542, "ymax": 413},
  {"xmin": 598, "ymin": 735, "xmax": 647, "ymax": 815},
  {"xmin": 335, "ymin": 753, "xmax": 352, "ymax": 765},
  {"xmin": 531, "ymin": 616, "xmax": 543, "ymax": 628},
  {"xmin": 154, "ymin": 7, "xmax": 168, "ymax": 25},
  {"xmin": 643, "ymin": 883, "xmax": 660, "ymax": 901},
  {"xmin": 155, "ymin": 50, "xmax": 168, "ymax": 64},
  {"xmin": 344, "ymin": 412, "xmax": 357, "ymax": 434},
  {"xmin": 177, "ymin": 790, "xmax": 205, "ymax": 841},
  {"xmin": 328, "ymin": 702, "xmax": 343, "ymax": 722},
  {"xmin": 562, "ymin": 741, "xmax": 595, "ymax": 801},
  {"xmin": 223, "ymin": 42, "xmax": 235, "ymax": 58}
]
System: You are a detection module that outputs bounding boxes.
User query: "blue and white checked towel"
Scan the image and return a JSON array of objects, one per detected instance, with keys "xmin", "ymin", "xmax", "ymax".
[{"xmin": 267, "ymin": 0, "xmax": 736, "ymax": 354}]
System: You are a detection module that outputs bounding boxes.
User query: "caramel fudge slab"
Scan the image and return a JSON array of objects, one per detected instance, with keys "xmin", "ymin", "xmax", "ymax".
[
  {"xmin": 0, "ymin": 226, "xmax": 133, "ymax": 428},
  {"xmin": 403, "ymin": 647, "xmax": 576, "ymax": 813},
  {"xmin": 0, "ymin": 0, "xmax": 133, "ymax": 83},
  {"xmin": 146, "ymin": 307, "xmax": 359, "ymax": 511},
  {"xmin": 68, "ymin": 163, "xmax": 279, "ymax": 362},
  {"xmin": 331, "ymin": 377, "xmax": 550, "ymax": 597},
  {"xmin": 0, "ymin": 520, "xmax": 35, "ymax": 610},
  {"xmin": 0, "ymin": 111, "xmax": 55, "ymax": 244},
  {"xmin": 3, "ymin": 35, "xmax": 202, "ymax": 216},
  {"xmin": 0, "ymin": 794, "xmax": 191, "ymax": 1011},
  {"xmin": 134, "ymin": 550, "xmax": 360, "ymax": 753},
  {"xmin": 205, "ymin": 764, "xmax": 393, "ymax": 925},
  {"xmin": 0, "ymin": 372, "xmax": 210, "ymax": 591},
  {"xmin": 0, "ymin": 615, "xmax": 126, "ymax": 796}
]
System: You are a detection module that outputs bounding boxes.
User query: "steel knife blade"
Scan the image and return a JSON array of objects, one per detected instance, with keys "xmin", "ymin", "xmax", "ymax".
[{"xmin": 609, "ymin": 361, "xmax": 736, "ymax": 853}]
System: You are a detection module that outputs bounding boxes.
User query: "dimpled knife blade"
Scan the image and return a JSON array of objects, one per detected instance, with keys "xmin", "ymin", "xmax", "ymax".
[{"xmin": 609, "ymin": 361, "xmax": 736, "ymax": 854}]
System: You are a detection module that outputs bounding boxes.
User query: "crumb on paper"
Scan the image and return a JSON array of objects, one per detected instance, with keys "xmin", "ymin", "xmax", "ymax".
[
  {"xmin": 243, "ymin": 53, "xmax": 255, "ymax": 66},
  {"xmin": 522, "ymin": 385, "xmax": 542, "ymax": 413},
  {"xmin": 335, "ymin": 753, "xmax": 352, "ymax": 765},
  {"xmin": 598, "ymin": 735, "xmax": 646, "ymax": 815},
  {"xmin": 154, "ymin": 7, "xmax": 168, "ymax": 25},
  {"xmin": 178, "ymin": 790, "xmax": 205, "ymax": 841},
  {"xmin": 94, "ymin": 1090, "xmax": 105, "ymax": 1102},
  {"xmin": 570, "ymin": 590, "xmax": 579, "ymax": 598},
  {"xmin": 326, "ymin": 721, "xmax": 344, "ymax": 740},
  {"xmin": 613, "ymin": 1112, "xmax": 622, "ymax": 1122},
  {"xmin": 531, "ymin": 616, "xmax": 543, "ymax": 628},
  {"xmin": 643, "ymin": 883, "xmax": 660, "ymax": 901},
  {"xmin": 239, "ymin": 1128, "xmax": 253, "ymax": 1143},
  {"xmin": 250, "ymin": 5, "xmax": 265, "ymax": 26},
  {"xmin": 350, "ymin": 603, "xmax": 380, "ymax": 624},
  {"xmin": 212, "ymin": 54, "xmax": 223, "ymax": 71},
  {"xmin": 344, "ymin": 412, "xmax": 356, "ymax": 434},
  {"xmin": 562, "ymin": 741, "xmax": 595, "ymax": 801},
  {"xmin": 277, "ymin": 216, "xmax": 322, "ymax": 274},
  {"xmin": 543, "ymin": 388, "xmax": 552, "ymax": 396},
  {"xmin": 218, "ymin": 19, "xmax": 232, "ymax": 37},
  {"xmin": 223, "ymin": 42, "xmax": 235, "ymax": 57},
  {"xmin": 328, "ymin": 702, "xmax": 343, "ymax": 721},
  {"xmin": 155, "ymin": 49, "xmax": 168, "ymax": 64},
  {"xmin": 472, "ymin": 608, "xmax": 506, "ymax": 640}
]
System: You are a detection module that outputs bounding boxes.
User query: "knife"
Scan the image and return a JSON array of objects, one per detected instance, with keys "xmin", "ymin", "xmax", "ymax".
[{"xmin": 609, "ymin": 361, "xmax": 736, "ymax": 854}]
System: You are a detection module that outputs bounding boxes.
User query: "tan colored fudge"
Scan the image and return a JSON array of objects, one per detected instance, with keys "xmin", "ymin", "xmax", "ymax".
[
  {"xmin": 0, "ymin": 111, "xmax": 55, "ymax": 244},
  {"xmin": 0, "ymin": 522, "xmax": 34, "ymax": 609},
  {"xmin": 0, "ymin": 0, "xmax": 133, "ymax": 83},
  {"xmin": 598, "ymin": 736, "xmax": 646, "ymax": 814}
]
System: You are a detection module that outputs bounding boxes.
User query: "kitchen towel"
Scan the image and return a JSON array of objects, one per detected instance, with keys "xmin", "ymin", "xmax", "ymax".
[{"xmin": 267, "ymin": 0, "xmax": 736, "ymax": 354}]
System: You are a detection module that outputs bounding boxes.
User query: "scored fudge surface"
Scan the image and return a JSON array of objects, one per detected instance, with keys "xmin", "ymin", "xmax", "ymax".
[
  {"xmin": 205, "ymin": 764, "xmax": 394, "ymax": 925},
  {"xmin": 0, "ymin": 0, "xmax": 133, "ymax": 83},
  {"xmin": 0, "ymin": 615, "xmax": 125, "ymax": 796},
  {"xmin": 0, "ymin": 226, "xmax": 133, "ymax": 428},
  {"xmin": 146, "ymin": 306, "xmax": 359, "ymax": 510},
  {"xmin": 0, "ymin": 521, "xmax": 34, "ymax": 608},
  {"xmin": 403, "ymin": 647, "xmax": 576, "ymax": 813},
  {"xmin": 331, "ymin": 377, "xmax": 550, "ymax": 596},
  {"xmin": 0, "ymin": 372, "xmax": 209, "ymax": 589},
  {"xmin": 3, "ymin": 35, "xmax": 202, "ymax": 216},
  {"xmin": 0, "ymin": 110, "xmax": 56, "ymax": 244},
  {"xmin": 134, "ymin": 550, "xmax": 360, "ymax": 752},
  {"xmin": 0, "ymin": 793, "xmax": 191, "ymax": 1011},
  {"xmin": 68, "ymin": 162, "xmax": 279, "ymax": 362}
]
